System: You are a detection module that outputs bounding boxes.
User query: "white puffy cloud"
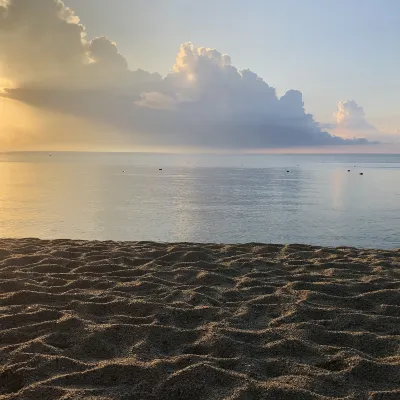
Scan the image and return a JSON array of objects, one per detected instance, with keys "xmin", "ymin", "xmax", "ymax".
[
  {"xmin": 173, "ymin": 42, "xmax": 232, "ymax": 75},
  {"xmin": 335, "ymin": 100, "xmax": 377, "ymax": 132},
  {"xmin": 330, "ymin": 100, "xmax": 398, "ymax": 144},
  {"xmin": 160, "ymin": 43, "xmax": 279, "ymax": 118},
  {"xmin": 0, "ymin": 0, "xmax": 374, "ymax": 149}
]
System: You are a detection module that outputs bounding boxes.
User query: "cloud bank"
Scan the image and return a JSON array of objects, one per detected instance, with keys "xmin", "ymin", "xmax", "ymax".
[{"xmin": 0, "ymin": 0, "xmax": 374, "ymax": 150}]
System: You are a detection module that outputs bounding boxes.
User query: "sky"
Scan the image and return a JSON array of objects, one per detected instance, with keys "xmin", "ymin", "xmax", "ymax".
[{"xmin": 0, "ymin": 0, "xmax": 399, "ymax": 152}]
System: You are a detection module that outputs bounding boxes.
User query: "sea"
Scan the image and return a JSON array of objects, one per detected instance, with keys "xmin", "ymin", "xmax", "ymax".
[{"xmin": 0, "ymin": 152, "xmax": 399, "ymax": 249}]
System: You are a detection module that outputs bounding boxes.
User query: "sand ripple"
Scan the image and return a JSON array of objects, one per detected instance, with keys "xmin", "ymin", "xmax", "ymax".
[{"xmin": 1, "ymin": 239, "xmax": 400, "ymax": 399}]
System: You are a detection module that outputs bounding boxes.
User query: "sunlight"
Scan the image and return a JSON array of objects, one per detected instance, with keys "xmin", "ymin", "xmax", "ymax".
[
  {"xmin": 0, "ymin": 77, "xmax": 13, "ymax": 91},
  {"xmin": 0, "ymin": 99, "xmax": 40, "ymax": 150},
  {"xmin": 0, "ymin": 97, "xmax": 141, "ymax": 151},
  {"xmin": 187, "ymin": 73, "xmax": 196, "ymax": 82}
]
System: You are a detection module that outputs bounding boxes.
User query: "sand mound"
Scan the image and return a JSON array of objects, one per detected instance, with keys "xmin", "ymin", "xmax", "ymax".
[{"xmin": 1, "ymin": 239, "xmax": 400, "ymax": 399}]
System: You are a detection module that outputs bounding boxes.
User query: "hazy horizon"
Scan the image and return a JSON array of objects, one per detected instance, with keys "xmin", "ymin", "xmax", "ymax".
[
  {"xmin": 3, "ymin": 147, "xmax": 400, "ymax": 155},
  {"xmin": 0, "ymin": 0, "xmax": 399, "ymax": 152}
]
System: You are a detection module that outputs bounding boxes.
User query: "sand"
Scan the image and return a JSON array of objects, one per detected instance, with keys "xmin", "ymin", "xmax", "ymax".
[{"xmin": 0, "ymin": 239, "xmax": 400, "ymax": 399}]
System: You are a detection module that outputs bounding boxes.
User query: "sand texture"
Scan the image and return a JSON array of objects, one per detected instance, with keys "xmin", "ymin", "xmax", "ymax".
[{"xmin": 1, "ymin": 239, "xmax": 400, "ymax": 399}]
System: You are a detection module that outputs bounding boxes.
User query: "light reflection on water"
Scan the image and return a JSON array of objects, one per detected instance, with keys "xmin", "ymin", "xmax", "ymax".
[{"xmin": 0, "ymin": 152, "xmax": 399, "ymax": 249}]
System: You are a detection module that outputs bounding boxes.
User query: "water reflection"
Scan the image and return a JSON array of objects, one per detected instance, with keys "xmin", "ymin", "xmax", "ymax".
[
  {"xmin": 89, "ymin": 167, "xmax": 305, "ymax": 242},
  {"xmin": 0, "ymin": 152, "xmax": 399, "ymax": 248}
]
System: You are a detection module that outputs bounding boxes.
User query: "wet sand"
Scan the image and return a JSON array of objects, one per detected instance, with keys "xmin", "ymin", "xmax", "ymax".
[{"xmin": 1, "ymin": 239, "xmax": 400, "ymax": 399}]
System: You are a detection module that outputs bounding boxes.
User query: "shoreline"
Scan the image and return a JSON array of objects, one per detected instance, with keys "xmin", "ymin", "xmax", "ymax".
[
  {"xmin": 1, "ymin": 239, "xmax": 400, "ymax": 399},
  {"xmin": 1, "ymin": 237, "xmax": 399, "ymax": 250}
]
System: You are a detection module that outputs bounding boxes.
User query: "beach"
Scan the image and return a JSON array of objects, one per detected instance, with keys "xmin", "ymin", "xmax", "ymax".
[{"xmin": 1, "ymin": 238, "xmax": 400, "ymax": 399}]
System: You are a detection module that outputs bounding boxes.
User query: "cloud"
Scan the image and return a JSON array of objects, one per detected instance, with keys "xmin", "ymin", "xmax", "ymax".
[
  {"xmin": 0, "ymin": 0, "xmax": 85, "ymax": 87},
  {"xmin": 330, "ymin": 100, "xmax": 399, "ymax": 144},
  {"xmin": 0, "ymin": 0, "xmax": 161, "ymax": 90},
  {"xmin": 88, "ymin": 36, "xmax": 128, "ymax": 72},
  {"xmin": 135, "ymin": 92, "xmax": 177, "ymax": 110},
  {"xmin": 0, "ymin": 0, "xmax": 375, "ymax": 150},
  {"xmin": 335, "ymin": 100, "xmax": 377, "ymax": 132}
]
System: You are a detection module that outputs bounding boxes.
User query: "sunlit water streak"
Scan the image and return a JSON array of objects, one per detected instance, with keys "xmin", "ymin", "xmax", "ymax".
[{"xmin": 0, "ymin": 152, "xmax": 399, "ymax": 249}]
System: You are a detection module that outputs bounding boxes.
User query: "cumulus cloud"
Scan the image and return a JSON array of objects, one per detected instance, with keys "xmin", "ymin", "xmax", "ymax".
[
  {"xmin": 335, "ymin": 100, "xmax": 377, "ymax": 132},
  {"xmin": 329, "ymin": 100, "xmax": 398, "ymax": 144},
  {"xmin": 0, "ymin": 0, "xmax": 160, "ymax": 90},
  {"xmin": 88, "ymin": 36, "xmax": 128, "ymax": 71},
  {"xmin": 0, "ymin": 0, "xmax": 375, "ymax": 150},
  {"xmin": 0, "ymin": 0, "xmax": 85, "ymax": 86}
]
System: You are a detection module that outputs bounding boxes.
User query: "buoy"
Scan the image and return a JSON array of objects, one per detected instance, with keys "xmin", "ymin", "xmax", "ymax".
[
  {"xmin": 359, "ymin": 173, "xmax": 363, "ymax": 175},
  {"xmin": 159, "ymin": 168, "xmax": 163, "ymax": 171}
]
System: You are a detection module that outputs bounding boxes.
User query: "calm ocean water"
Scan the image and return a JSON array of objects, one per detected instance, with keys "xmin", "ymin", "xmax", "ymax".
[{"xmin": 0, "ymin": 152, "xmax": 399, "ymax": 249}]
